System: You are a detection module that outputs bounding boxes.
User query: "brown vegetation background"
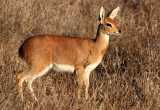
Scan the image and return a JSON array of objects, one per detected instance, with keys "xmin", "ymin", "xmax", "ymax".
[{"xmin": 0, "ymin": 0, "xmax": 160, "ymax": 109}]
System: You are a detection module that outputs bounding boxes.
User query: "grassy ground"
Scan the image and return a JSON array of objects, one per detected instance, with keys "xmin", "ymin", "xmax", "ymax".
[{"xmin": 0, "ymin": 0, "xmax": 160, "ymax": 109}]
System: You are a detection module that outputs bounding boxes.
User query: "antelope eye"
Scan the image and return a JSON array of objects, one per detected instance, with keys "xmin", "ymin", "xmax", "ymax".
[{"xmin": 106, "ymin": 23, "xmax": 112, "ymax": 27}]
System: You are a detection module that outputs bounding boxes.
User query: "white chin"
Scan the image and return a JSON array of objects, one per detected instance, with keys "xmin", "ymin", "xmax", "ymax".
[
  {"xmin": 114, "ymin": 32, "xmax": 120, "ymax": 35},
  {"xmin": 108, "ymin": 33, "xmax": 120, "ymax": 35}
]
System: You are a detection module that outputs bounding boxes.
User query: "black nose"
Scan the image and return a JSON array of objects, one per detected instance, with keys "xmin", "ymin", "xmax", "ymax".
[{"xmin": 119, "ymin": 30, "xmax": 121, "ymax": 33}]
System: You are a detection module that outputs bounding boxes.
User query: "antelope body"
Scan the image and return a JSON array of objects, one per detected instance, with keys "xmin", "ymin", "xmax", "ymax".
[{"xmin": 17, "ymin": 7, "xmax": 121, "ymax": 101}]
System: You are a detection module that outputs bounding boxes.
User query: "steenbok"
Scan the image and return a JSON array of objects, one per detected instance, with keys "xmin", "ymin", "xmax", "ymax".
[{"xmin": 17, "ymin": 7, "xmax": 121, "ymax": 101}]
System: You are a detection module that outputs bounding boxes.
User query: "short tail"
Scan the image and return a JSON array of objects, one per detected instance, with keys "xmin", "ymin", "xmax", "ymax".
[{"xmin": 18, "ymin": 42, "xmax": 25, "ymax": 59}]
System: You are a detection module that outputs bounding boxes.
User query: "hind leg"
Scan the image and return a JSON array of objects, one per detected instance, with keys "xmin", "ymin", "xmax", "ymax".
[
  {"xmin": 18, "ymin": 49, "xmax": 52, "ymax": 101},
  {"xmin": 17, "ymin": 71, "xmax": 30, "ymax": 101},
  {"xmin": 25, "ymin": 76, "xmax": 38, "ymax": 101},
  {"xmin": 24, "ymin": 64, "xmax": 53, "ymax": 101}
]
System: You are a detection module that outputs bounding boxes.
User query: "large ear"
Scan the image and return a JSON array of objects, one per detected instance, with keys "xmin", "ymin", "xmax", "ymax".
[
  {"xmin": 100, "ymin": 7, "xmax": 105, "ymax": 24},
  {"xmin": 108, "ymin": 7, "xmax": 119, "ymax": 19}
]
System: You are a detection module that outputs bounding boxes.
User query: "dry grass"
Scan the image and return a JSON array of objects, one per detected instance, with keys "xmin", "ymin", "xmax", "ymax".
[{"xmin": 0, "ymin": 0, "xmax": 160, "ymax": 109}]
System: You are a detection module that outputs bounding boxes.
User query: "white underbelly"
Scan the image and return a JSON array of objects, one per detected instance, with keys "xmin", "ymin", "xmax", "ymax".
[
  {"xmin": 52, "ymin": 58, "xmax": 102, "ymax": 73},
  {"xmin": 53, "ymin": 63, "xmax": 75, "ymax": 73}
]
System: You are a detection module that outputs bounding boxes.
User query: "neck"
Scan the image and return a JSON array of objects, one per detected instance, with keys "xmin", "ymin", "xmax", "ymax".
[{"xmin": 95, "ymin": 26, "xmax": 110, "ymax": 50}]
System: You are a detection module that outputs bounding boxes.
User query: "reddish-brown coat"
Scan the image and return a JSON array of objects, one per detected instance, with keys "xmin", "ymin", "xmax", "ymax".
[{"xmin": 17, "ymin": 7, "xmax": 121, "ymax": 101}]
